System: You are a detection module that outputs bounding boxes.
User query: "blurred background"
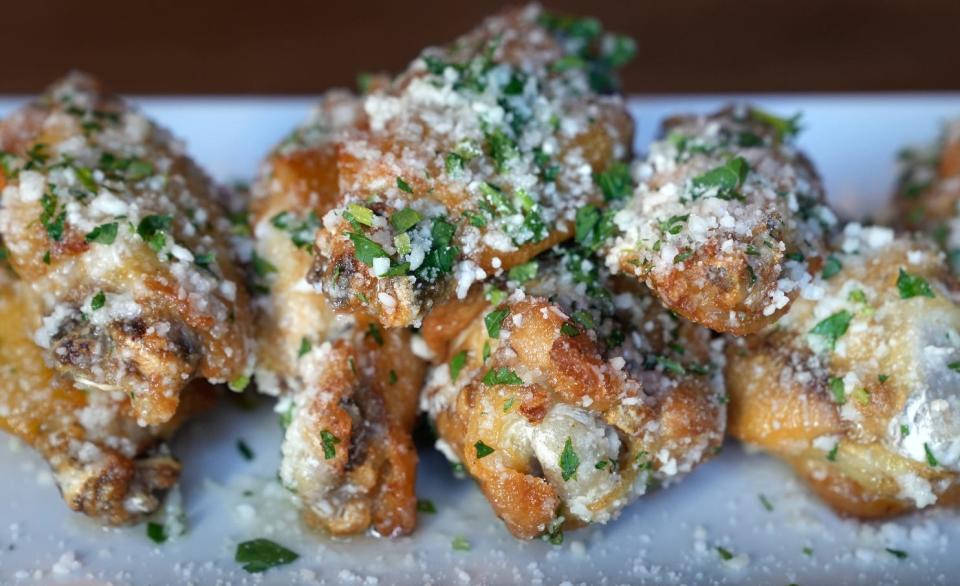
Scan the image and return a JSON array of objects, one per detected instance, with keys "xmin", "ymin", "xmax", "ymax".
[{"xmin": 4, "ymin": 0, "xmax": 960, "ymax": 95}]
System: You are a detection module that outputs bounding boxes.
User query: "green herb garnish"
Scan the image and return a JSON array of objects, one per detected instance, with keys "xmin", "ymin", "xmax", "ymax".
[
  {"xmin": 235, "ymin": 539, "xmax": 299, "ymax": 573},
  {"xmin": 321, "ymin": 430, "xmax": 340, "ymax": 460},
  {"xmin": 897, "ymin": 268, "xmax": 935, "ymax": 299},
  {"xmin": 559, "ymin": 437, "xmax": 580, "ymax": 481}
]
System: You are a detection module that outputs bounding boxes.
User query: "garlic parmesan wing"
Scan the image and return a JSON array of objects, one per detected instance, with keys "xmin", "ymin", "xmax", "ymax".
[
  {"xmin": 894, "ymin": 119, "xmax": 960, "ymax": 270},
  {"xmin": 727, "ymin": 225, "xmax": 960, "ymax": 517},
  {"xmin": 249, "ymin": 92, "xmax": 426, "ymax": 537},
  {"xmin": 0, "ymin": 272, "xmax": 214, "ymax": 525},
  {"xmin": 606, "ymin": 107, "xmax": 834, "ymax": 335},
  {"xmin": 278, "ymin": 328, "xmax": 424, "ymax": 537},
  {"xmin": 310, "ymin": 6, "xmax": 634, "ymax": 328},
  {"xmin": 0, "ymin": 73, "xmax": 254, "ymax": 426},
  {"xmin": 421, "ymin": 249, "xmax": 726, "ymax": 539},
  {"xmin": 250, "ymin": 91, "xmax": 366, "ymax": 394}
]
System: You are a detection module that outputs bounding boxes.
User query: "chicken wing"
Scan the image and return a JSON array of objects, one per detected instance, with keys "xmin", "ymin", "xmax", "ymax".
[
  {"xmin": 893, "ymin": 119, "xmax": 960, "ymax": 270},
  {"xmin": 727, "ymin": 224, "xmax": 960, "ymax": 517},
  {"xmin": 249, "ymin": 91, "xmax": 426, "ymax": 537},
  {"xmin": 309, "ymin": 5, "xmax": 635, "ymax": 328},
  {"xmin": 0, "ymin": 73, "xmax": 254, "ymax": 426},
  {"xmin": 420, "ymin": 247, "xmax": 726, "ymax": 540},
  {"xmin": 605, "ymin": 106, "xmax": 835, "ymax": 335},
  {"xmin": 0, "ymin": 266, "xmax": 214, "ymax": 524}
]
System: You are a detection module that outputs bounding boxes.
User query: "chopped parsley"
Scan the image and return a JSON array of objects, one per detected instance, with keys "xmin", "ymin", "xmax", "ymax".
[
  {"xmin": 250, "ymin": 253, "xmax": 278, "ymax": 281},
  {"xmin": 482, "ymin": 367, "xmax": 523, "ymax": 386},
  {"xmin": 758, "ymin": 493, "xmax": 774, "ymax": 512},
  {"xmin": 449, "ymin": 350, "xmax": 468, "ymax": 382},
  {"xmin": 237, "ymin": 439, "xmax": 254, "ymax": 461},
  {"xmin": 345, "ymin": 203, "xmax": 374, "ymax": 227},
  {"xmin": 235, "ymin": 538, "xmax": 299, "ymax": 573},
  {"xmin": 298, "ymin": 337, "xmax": 311, "ymax": 358},
  {"xmin": 594, "ymin": 161, "xmax": 633, "ymax": 201},
  {"xmin": 716, "ymin": 546, "xmax": 734, "ymax": 561},
  {"xmin": 146, "ymin": 522, "xmax": 167, "ymax": 544},
  {"xmin": 658, "ymin": 214, "xmax": 689, "ymax": 236},
  {"xmin": 507, "ymin": 261, "xmax": 538, "ymax": 283},
  {"xmin": 502, "ymin": 396, "xmax": 515, "ymax": 413},
  {"xmin": 452, "ymin": 536, "xmax": 471, "ymax": 552},
  {"xmin": 390, "ymin": 207, "xmax": 422, "ymax": 232},
  {"xmin": 559, "ymin": 437, "xmax": 580, "ymax": 481},
  {"xmin": 690, "ymin": 156, "xmax": 750, "ymax": 200},
  {"xmin": 485, "ymin": 128, "xmax": 518, "ymax": 173},
  {"xmin": 484, "ymin": 307, "xmax": 510, "ymax": 338},
  {"xmin": 829, "ymin": 377, "xmax": 846, "ymax": 404},
  {"xmin": 39, "ymin": 192, "xmax": 66, "ymax": 242},
  {"xmin": 900, "ymin": 424, "xmax": 910, "ymax": 437},
  {"xmin": 826, "ymin": 443, "xmax": 839, "ymax": 462},
  {"xmin": 347, "ymin": 232, "xmax": 388, "ymax": 267},
  {"xmin": 821, "ymin": 255, "xmax": 842, "ymax": 279},
  {"xmin": 320, "ymin": 430, "xmax": 340, "ymax": 460},
  {"xmin": 879, "ymin": 374, "xmax": 890, "ymax": 383},
  {"xmin": 228, "ymin": 375, "xmax": 250, "ymax": 392},
  {"xmin": 474, "ymin": 440, "xmax": 495, "ymax": 459},
  {"xmin": 388, "ymin": 370, "xmax": 398, "ymax": 385},
  {"xmin": 560, "ymin": 322, "xmax": 580, "ymax": 336},
  {"xmin": 924, "ymin": 443, "xmax": 939, "ymax": 467},
  {"xmin": 897, "ymin": 268, "xmax": 935, "ymax": 299},
  {"xmin": 396, "ymin": 176, "xmax": 413, "ymax": 193},
  {"xmin": 137, "ymin": 214, "xmax": 172, "ymax": 252},
  {"xmin": 809, "ymin": 310, "xmax": 853, "ymax": 350},
  {"xmin": 574, "ymin": 205, "xmax": 617, "ymax": 252},
  {"xmin": 749, "ymin": 108, "xmax": 802, "ymax": 142},
  {"xmin": 85, "ymin": 222, "xmax": 118, "ymax": 245},
  {"xmin": 414, "ymin": 217, "xmax": 458, "ymax": 281},
  {"xmin": 90, "ymin": 290, "xmax": 105, "ymax": 311},
  {"xmin": 885, "ymin": 548, "xmax": 908, "ymax": 560},
  {"xmin": 416, "ymin": 499, "xmax": 437, "ymax": 514},
  {"xmin": 367, "ymin": 323, "xmax": 384, "ymax": 346}
]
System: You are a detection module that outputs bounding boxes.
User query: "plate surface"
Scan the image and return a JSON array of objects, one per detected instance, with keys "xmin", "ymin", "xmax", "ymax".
[{"xmin": 0, "ymin": 95, "xmax": 959, "ymax": 586}]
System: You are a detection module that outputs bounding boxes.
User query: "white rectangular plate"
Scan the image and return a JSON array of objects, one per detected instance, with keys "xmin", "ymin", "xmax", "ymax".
[{"xmin": 0, "ymin": 95, "xmax": 959, "ymax": 586}]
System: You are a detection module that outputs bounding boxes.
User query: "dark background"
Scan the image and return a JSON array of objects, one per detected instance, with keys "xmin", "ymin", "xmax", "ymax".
[{"xmin": 4, "ymin": 0, "xmax": 960, "ymax": 95}]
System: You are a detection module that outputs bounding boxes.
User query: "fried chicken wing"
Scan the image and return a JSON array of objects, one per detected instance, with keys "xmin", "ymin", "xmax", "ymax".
[
  {"xmin": 0, "ymin": 268, "xmax": 214, "ymax": 524},
  {"xmin": 894, "ymin": 119, "xmax": 960, "ymax": 270},
  {"xmin": 249, "ymin": 92, "xmax": 425, "ymax": 537},
  {"xmin": 0, "ymin": 73, "xmax": 254, "ymax": 426},
  {"xmin": 309, "ymin": 5, "xmax": 634, "ymax": 328},
  {"xmin": 421, "ymin": 248, "xmax": 726, "ymax": 539},
  {"xmin": 605, "ymin": 106, "xmax": 835, "ymax": 335},
  {"xmin": 727, "ymin": 224, "xmax": 960, "ymax": 517}
]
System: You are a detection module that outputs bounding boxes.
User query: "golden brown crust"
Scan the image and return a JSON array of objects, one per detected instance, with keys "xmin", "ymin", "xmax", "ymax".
[
  {"xmin": 0, "ymin": 274, "xmax": 213, "ymax": 525},
  {"xmin": 423, "ymin": 250, "xmax": 725, "ymax": 539},
  {"xmin": 607, "ymin": 106, "xmax": 833, "ymax": 335},
  {"xmin": 280, "ymin": 329, "xmax": 425, "ymax": 537},
  {"xmin": 0, "ymin": 73, "xmax": 253, "ymax": 425},
  {"xmin": 726, "ymin": 228, "xmax": 960, "ymax": 517},
  {"xmin": 310, "ymin": 5, "xmax": 634, "ymax": 327},
  {"xmin": 250, "ymin": 91, "xmax": 426, "ymax": 537}
]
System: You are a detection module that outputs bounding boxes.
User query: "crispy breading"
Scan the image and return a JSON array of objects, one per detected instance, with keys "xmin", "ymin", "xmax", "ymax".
[
  {"xmin": 0, "ymin": 273, "xmax": 214, "ymax": 524},
  {"xmin": 606, "ymin": 106, "xmax": 834, "ymax": 335},
  {"xmin": 279, "ymin": 328, "xmax": 423, "ymax": 537},
  {"xmin": 309, "ymin": 5, "xmax": 634, "ymax": 328},
  {"xmin": 421, "ymin": 248, "xmax": 725, "ymax": 539},
  {"xmin": 727, "ymin": 225, "xmax": 960, "ymax": 517},
  {"xmin": 893, "ymin": 119, "xmax": 960, "ymax": 271},
  {"xmin": 0, "ymin": 73, "xmax": 254, "ymax": 425},
  {"xmin": 249, "ymin": 91, "xmax": 426, "ymax": 536}
]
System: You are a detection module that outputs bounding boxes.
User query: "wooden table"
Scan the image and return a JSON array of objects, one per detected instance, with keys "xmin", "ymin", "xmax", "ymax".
[{"xmin": 3, "ymin": 0, "xmax": 959, "ymax": 94}]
